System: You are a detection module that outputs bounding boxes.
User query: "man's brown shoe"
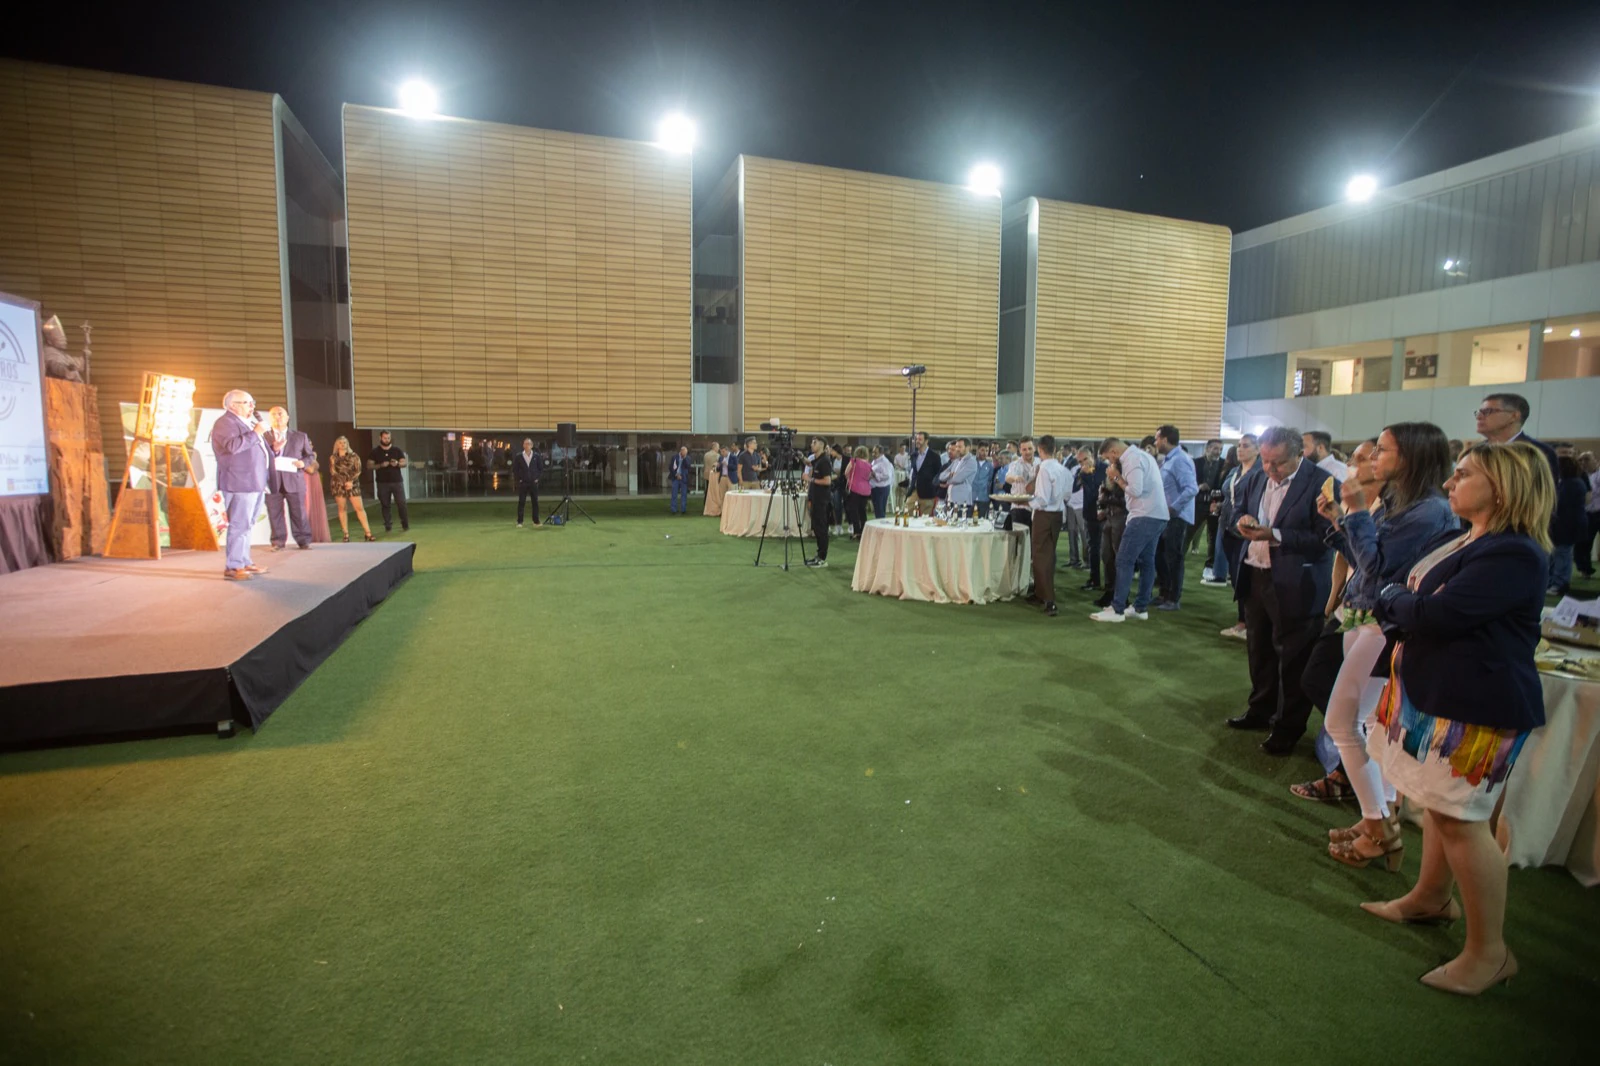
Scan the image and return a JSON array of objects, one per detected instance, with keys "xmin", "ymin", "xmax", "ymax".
[
  {"xmin": 224, "ymin": 569, "xmax": 253, "ymax": 580},
  {"xmin": 244, "ymin": 564, "xmax": 269, "ymax": 574}
]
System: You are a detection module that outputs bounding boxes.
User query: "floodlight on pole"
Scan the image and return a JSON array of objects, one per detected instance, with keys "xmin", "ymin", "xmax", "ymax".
[
  {"xmin": 398, "ymin": 79, "xmax": 440, "ymax": 117},
  {"xmin": 967, "ymin": 163, "xmax": 1002, "ymax": 198},
  {"xmin": 656, "ymin": 111, "xmax": 697, "ymax": 154},
  {"xmin": 1345, "ymin": 173, "xmax": 1378, "ymax": 203}
]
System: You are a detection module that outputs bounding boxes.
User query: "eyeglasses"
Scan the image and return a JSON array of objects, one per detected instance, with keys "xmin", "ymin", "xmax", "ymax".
[{"xmin": 1473, "ymin": 406, "xmax": 1510, "ymax": 418}]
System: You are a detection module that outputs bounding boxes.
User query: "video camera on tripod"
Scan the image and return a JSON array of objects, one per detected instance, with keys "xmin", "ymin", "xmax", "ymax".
[{"xmin": 758, "ymin": 418, "xmax": 803, "ymax": 474}]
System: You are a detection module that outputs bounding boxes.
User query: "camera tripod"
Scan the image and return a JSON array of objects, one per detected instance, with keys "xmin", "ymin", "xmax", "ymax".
[
  {"xmin": 753, "ymin": 461, "xmax": 815, "ymax": 570},
  {"xmin": 546, "ymin": 456, "xmax": 596, "ymax": 525}
]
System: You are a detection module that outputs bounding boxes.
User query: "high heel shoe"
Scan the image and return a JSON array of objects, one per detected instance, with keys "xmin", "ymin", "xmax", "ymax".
[
  {"xmin": 1330, "ymin": 811, "xmax": 1399, "ymax": 845},
  {"xmin": 1359, "ymin": 897, "xmax": 1461, "ymax": 926},
  {"xmin": 1419, "ymin": 948, "xmax": 1518, "ymax": 996},
  {"xmin": 1329, "ymin": 823, "xmax": 1404, "ymax": 871},
  {"xmin": 363, "ymin": 532, "xmax": 375, "ymax": 542},
  {"xmin": 343, "ymin": 532, "xmax": 350, "ymax": 542}
]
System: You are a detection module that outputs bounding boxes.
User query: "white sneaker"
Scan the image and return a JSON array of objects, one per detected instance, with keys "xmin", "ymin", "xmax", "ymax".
[
  {"xmin": 1126, "ymin": 609, "xmax": 1150, "ymax": 620},
  {"xmin": 1220, "ymin": 623, "xmax": 1247, "ymax": 640},
  {"xmin": 1089, "ymin": 608, "xmax": 1124, "ymax": 623},
  {"xmin": 1202, "ymin": 568, "xmax": 1214, "ymax": 582},
  {"xmin": 1201, "ymin": 577, "xmax": 1229, "ymax": 587}
]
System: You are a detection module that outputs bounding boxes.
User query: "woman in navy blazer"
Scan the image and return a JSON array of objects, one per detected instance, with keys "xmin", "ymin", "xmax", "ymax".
[{"xmin": 1363, "ymin": 441, "xmax": 1554, "ymax": 997}]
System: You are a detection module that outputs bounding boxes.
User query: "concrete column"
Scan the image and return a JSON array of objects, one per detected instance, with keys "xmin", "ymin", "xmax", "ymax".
[
  {"xmin": 1390, "ymin": 339, "xmax": 1405, "ymax": 391},
  {"xmin": 627, "ymin": 433, "xmax": 638, "ymax": 496},
  {"xmin": 1525, "ymin": 320, "xmax": 1545, "ymax": 382}
]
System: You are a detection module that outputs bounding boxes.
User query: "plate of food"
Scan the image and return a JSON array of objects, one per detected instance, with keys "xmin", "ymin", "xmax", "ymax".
[{"xmin": 989, "ymin": 493, "xmax": 1033, "ymax": 503}]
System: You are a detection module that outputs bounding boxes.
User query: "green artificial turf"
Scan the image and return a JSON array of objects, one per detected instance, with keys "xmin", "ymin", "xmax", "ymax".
[{"xmin": 1, "ymin": 500, "xmax": 1594, "ymax": 1064}]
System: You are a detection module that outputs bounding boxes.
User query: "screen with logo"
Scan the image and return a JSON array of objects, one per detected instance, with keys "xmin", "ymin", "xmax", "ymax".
[{"xmin": 0, "ymin": 295, "xmax": 50, "ymax": 497}]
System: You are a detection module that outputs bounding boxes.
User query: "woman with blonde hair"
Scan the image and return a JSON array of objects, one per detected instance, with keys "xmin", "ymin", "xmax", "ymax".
[
  {"xmin": 1362, "ymin": 441, "xmax": 1553, "ymax": 995},
  {"xmin": 328, "ymin": 436, "xmax": 374, "ymax": 542}
]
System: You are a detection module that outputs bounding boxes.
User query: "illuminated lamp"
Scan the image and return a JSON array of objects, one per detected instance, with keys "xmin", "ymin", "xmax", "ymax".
[
  {"xmin": 655, "ymin": 112, "xmax": 697, "ymax": 154},
  {"xmin": 1345, "ymin": 174, "xmax": 1378, "ymax": 203},
  {"xmin": 967, "ymin": 163, "xmax": 1002, "ymax": 198},
  {"xmin": 105, "ymin": 372, "xmax": 218, "ymax": 559}
]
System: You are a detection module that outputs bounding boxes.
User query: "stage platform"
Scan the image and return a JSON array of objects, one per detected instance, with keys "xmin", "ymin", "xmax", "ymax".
[{"xmin": 0, "ymin": 543, "xmax": 414, "ymax": 747}]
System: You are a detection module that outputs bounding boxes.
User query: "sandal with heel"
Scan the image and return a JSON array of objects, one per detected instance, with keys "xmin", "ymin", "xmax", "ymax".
[{"xmin": 1329, "ymin": 817, "xmax": 1404, "ymax": 871}]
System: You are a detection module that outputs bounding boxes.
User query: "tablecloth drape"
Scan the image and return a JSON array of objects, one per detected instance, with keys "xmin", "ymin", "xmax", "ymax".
[
  {"xmin": 851, "ymin": 518, "xmax": 1028, "ymax": 604},
  {"xmin": 1497, "ymin": 656, "xmax": 1600, "ymax": 886},
  {"xmin": 719, "ymin": 490, "xmax": 812, "ymax": 537}
]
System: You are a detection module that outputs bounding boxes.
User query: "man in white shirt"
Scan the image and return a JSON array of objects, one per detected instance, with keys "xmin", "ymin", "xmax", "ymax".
[
  {"xmin": 940, "ymin": 438, "xmax": 977, "ymax": 506},
  {"xmin": 1003, "ymin": 438, "xmax": 1038, "ymax": 532},
  {"xmin": 1091, "ymin": 437, "xmax": 1168, "ymax": 622},
  {"xmin": 1303, "ymin": 431, "xmax": 1349, "ymax": 483},
  {"xmin": 1027, "ymin": 435, "xmax": 1070, "ymax": 616},
  {"xmin": 869, "ymin": 445, "xmax": 895, "ymax": 519},
  {"xmin": 892, "ymin": 443, "xmax": 911, "ymax": 510}
]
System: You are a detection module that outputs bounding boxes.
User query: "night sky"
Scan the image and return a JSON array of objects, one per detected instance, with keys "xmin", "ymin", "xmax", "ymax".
[{"xmin": 9, "ymin": 0, "xmax": 1600, "ymax": 231}]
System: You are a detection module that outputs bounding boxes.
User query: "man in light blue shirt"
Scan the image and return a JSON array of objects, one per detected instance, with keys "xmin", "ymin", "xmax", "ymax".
[
  {"xmin": 940, "ymin": 438, "xmax": 977, "ymax": 505},
  {"xmin": 972, "ymin": 442, "xmax": 994, "ymax": 517},
  {"xmin": 1154, "ymin": 424, "xmax": 1198, "ymax": 610}
]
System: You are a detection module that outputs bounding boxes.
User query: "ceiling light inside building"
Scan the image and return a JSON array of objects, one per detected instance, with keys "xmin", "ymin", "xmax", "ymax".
[
  {"xmin": 1573, "ymin": 329, "xmax": 1583, "ymax": 338},
  {"xmin": 1544, "ymin": 326, "xmax": 1554, "ymax": 334},
  {"xmin": 1345, "ymin": 174, "xmax": 1378, "ymax": 203}
]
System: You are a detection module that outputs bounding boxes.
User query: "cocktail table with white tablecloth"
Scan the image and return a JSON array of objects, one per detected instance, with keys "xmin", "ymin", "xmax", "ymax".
[
  {"xmin": 719, "ymin": 490, "xmax": 812, "ymax": 538},
  {"xmin": 1496, "ymin": 645, "xmax": 1600, "ymax": 886},
  {"xmin": 851, "ymin": 518, "xmax": 1029, "ymax": 604}
]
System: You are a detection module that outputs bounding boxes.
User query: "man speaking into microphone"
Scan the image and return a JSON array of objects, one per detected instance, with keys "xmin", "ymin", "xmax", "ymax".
[{"xmin": 210, "ymin": 389, "xmax": 272, "ymax": 580}]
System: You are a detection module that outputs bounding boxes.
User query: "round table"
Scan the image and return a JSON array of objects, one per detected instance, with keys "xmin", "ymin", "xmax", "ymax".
[
  {"xmin": 1498, "ymin": 644, "xmax": 1600, "ymax": 886},
  {"xmin": 719, "ymin": 490, "xmax": 812, "ymax": 538},
  {"xmin": 851, "ymin": 518, "xmax": 1028, "ymax": 604}
]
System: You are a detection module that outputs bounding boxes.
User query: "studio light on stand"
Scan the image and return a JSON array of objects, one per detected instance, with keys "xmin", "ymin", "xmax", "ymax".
[
  {"xmin": 901, "ymin": 364, "xmax": 927, "ymax": 516},
  {"xmin": 105, "ymin": 372, "xmax": 219, "ymax": 559}
]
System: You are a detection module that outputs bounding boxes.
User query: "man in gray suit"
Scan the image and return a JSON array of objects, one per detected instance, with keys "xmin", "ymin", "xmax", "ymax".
[
  {"xmin": 264, "ymin": 405, "xmax": 316, "ymax": 551},
  {"xmin": 210, "ymin": 389, "xmax": 272, "ymax": 580}
]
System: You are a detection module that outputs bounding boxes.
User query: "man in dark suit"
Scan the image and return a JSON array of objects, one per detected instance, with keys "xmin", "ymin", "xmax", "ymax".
[
  {"xmin": 210, "ymin": 389, "xmax": 272, "ymax": 580},
  {"xmin": 263, "ymin": 405, "xmax": 316, "ymax": 551},
  {"xmin": 513, "ymin": 437, "xmax": 544, "ymax": 527},
  {"xmin": 1074, "ymin": 447, "xmax": 1107, "ymax": 589},
  {"xmin": 909, "ymin": 432, "xmax": 942, "ymax": 511},
  {"xmin": 668, "ymin": 446, "xmax": 693, "ymax": 514},
  {"xmin": 1225, "ymin": 426, "xmax": 1335, "ymax": 755},
  {"xmin": 1475, "ymin": 392, "xmax": 1559, "ymax": 480}
]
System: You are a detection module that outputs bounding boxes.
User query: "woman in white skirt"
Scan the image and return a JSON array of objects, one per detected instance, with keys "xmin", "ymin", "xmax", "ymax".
[{"xmin": 1364, "ymin": 441, "xmax": 1554, "ymax": 996}]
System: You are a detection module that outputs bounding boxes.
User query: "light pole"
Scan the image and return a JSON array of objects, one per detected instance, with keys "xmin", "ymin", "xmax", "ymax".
[{"xmin": 902, "ymin": 364, "xmax": 926, "ymax": 510}]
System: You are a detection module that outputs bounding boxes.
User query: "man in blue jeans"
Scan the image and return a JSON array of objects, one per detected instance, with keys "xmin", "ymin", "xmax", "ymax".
[
  {"xmin": 1090, "ymin": 437, "xmax": 1168, "ymax": 622},
  {"xmin": 668, "ymin": 446, "xmax": 693, "ymax": 514},
  {"xmin": 1154, "ymin": 424, "xmax": 1198, "ymax": 610}
]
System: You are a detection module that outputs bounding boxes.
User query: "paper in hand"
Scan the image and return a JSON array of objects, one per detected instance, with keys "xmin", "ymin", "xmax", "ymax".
[{"xmin": 274, "ymin": 457, "xmax": 301, "ymax": 472}]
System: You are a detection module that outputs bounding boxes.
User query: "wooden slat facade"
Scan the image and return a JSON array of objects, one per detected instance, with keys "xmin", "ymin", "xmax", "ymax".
[
  {"xmin": 0, "ymin": 61, "xmax": 288, "ymax": 475},
  {"xmin": 342, "ymin": 106, "xmax": 692, "ymax": 431},
  {"xmin": 740, "ymin": 157, "xmax": 1000, "ymax": 437},
  {"xmin": 1033, "ymin": 200, "xmax": 1230, "ymax": 438}
]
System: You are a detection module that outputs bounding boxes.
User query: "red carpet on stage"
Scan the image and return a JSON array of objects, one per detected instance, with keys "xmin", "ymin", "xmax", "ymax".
[{"xmin": 0, "ymin": 543, "xmax": 414, "ymax": 747}]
